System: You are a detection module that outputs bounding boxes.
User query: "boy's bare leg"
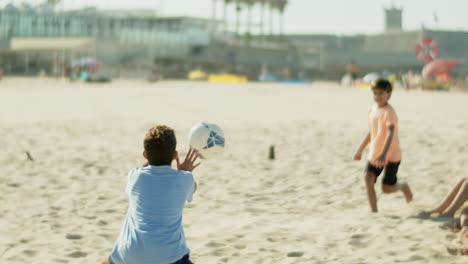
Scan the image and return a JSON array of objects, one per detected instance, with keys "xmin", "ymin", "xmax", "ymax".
[
  {"xmin": 460, "ymin": 206, "xmax": 468, "ymax": 255},
  {"xmin": 365, "ymin": 172, "xmax": 378, "ymax": 212},
  {"xmin": 423, "ymin": 179, "xmax": 466, "ymax": 215},
  {"xmin": 439, "ymin": 180, "xmax": 468, "ymax": 218},
  {"xmin": 102, "ymin": 258, "xmax": 110, "ymax": 264},
  {"xmin": 382, "ymin": 182, "xmax": 413, "ymax": 203}
]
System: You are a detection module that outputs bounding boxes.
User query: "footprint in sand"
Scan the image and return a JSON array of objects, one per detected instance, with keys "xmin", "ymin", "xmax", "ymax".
[
  {"xmin": 406, "ymin": 255, "xmax": 426, "ymax": 262},
  {"xmin": 23, "ymin": 249, "xmax": 38, "ymax": 257},
  {"xmin": 446, "ymin": 245, "xmax": 464, "ymax": 256},
  {"xmin": 225, "ymin": 237, "xmax": 237, "ymax": 243},
  {"xmin": 99, "ymin": 233, "xmax": 114, "ymax": 240},
  {"xmin": 348, "ymin": 234, "xmax": 369, "ymax": 248},
  {"xmin": 65, "ymin": 234, "xmax": 82, "ymax": 240},
  {"xmin": 262, "ymin": 181, "xmax": 275, "ymax": 188},
  {"xmin": 233, "ymin": 244, "xmax": 246, "ymax": 250},
  {"xmin": 67, "ymin": 251, "xmax": 87, "ymax": 258},
  {"xmin": 251, "ymin": 196, "xmax": 270, "ymax": 202},
  {"xmin": 98, "ymin": 167, "xmax": 106, "ymax": 175},
  {"xmin": 210, "ymin": 250, "xmax": 226, "ymax": 257},
  {"xmin": 445, "ymin": 233, "xmax": 457, "ymax": 240},
  {"xmin": 287, "ymin": 251, "xmax": 304, "ymax": 257},
  {"xmin": 408, "ymin": 244, "xmax": 420, "ymax": 251},
  {"xmin": 205, "ymin": 241, "xmax": 225, "ymax": 248}
]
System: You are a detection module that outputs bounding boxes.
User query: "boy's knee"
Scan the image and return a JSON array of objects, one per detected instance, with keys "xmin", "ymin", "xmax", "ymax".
[
  {"xmin": 364, "ymin": 173, "xmax": 376, "ymax": 185},
  {"xmin": 462, "ymin": 206, "xmax": 468, "ymax": 216},
  {"xmin": 462, "ymin": 179, "xmax": 468, "ymax": 188}
]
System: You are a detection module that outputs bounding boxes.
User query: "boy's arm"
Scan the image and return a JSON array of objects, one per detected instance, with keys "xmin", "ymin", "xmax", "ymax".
[
  {"xmin": 354, "ymin": 132, "xmax": 370, "ymax": 160},
  {"xmin": 373, "ymin": 125, "xmax": 395, "ymax": 167}
]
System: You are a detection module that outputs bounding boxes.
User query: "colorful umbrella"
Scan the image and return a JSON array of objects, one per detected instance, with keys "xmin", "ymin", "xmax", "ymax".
[
  {"xmin": 71, "ymin": 57, "xmax": 102, "ymax": 69},
  {"xmin": 422, "ymin": 59, "xmax": 463, "ymax": 78}
]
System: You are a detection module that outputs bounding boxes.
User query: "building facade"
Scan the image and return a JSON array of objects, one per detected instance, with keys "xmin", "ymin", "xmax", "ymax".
[{"xmin": 0, "ymin": 5, "xmax": 297, "ymax": 78}]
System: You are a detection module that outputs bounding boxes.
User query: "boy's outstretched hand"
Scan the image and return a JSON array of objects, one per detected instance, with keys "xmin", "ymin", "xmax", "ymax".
[
  {"xmin": 176, "ymin": 148, "xmax": 201, "ymax": 172},
  {"xmin": 353, "ymin": 151, "xmax": 362, "ymax": 161}
]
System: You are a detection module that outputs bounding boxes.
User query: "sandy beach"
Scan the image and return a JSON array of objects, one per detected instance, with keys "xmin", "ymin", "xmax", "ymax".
[{"xmin": 1, "ymin": 78, "xmax": 468, "ymax": 264}]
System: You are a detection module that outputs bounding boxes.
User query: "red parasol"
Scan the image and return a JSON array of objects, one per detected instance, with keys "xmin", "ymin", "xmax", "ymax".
[{"xmin": 422, "ymin": 59, "xmax": 463, "ymax": 78}]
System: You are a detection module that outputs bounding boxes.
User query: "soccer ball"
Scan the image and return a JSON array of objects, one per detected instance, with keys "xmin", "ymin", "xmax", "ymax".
[{"xmin": 188, "ymin": 122, "xmax": 225, "ymax": 160}]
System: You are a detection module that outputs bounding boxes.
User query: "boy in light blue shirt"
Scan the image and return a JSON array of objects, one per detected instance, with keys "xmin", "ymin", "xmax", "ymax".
[{"xmin": 104, "ymin": 125, "xmax": 200, "ymax": 264}]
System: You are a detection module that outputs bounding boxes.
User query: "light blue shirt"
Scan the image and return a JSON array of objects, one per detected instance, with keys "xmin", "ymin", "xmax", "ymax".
[{"xmin": 110, "ymin": 165, "xmax": 195, "ymax": 264}]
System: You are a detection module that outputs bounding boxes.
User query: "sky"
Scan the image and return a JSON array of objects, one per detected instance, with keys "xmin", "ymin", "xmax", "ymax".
[{"xmin": 2, "ymin": 0, "xmax": 468, "ymax": 35}]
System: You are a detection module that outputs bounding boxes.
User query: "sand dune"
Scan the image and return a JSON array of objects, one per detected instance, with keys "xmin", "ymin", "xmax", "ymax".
[{"xmin": 0, "ymin": 78, "xmax": 467, "ymax": 263}]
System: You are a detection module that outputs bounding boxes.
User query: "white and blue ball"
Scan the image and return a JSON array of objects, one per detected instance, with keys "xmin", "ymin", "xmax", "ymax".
[{"xmin": 189, "ymin": 122, "xmax": 225, "ymax": 160}]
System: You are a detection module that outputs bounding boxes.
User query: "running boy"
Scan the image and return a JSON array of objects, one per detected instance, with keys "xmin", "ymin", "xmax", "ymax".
[
  {"xmin": 354, "ymin": 79, "xmax": 413, "ymax": 213},
  {"xmin": 104, "ymin": 125, "xmax": 200, "ymax": 264}
]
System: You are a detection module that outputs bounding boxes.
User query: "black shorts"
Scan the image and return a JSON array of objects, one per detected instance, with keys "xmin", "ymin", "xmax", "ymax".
[
  {"xmin": 108, "ymin": 254, "xmax": 193, "ymax": 264},
  {"xmin": 366, "ymin": 161, "xmax": 400, "ymax": 185}
]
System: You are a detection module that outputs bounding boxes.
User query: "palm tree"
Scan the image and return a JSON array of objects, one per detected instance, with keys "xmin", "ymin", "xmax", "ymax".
[
  {"xmin": 210, "ymin": 0, "xmax": 218, "ymax": 38},
  {"xmin": 212, "ymin": 0, "xmax": 218, "ymax": 21},
  {"xmin": 45, "ymin": 0, "xmax": 62, "ymax": 8},
  {"xmin": 268, "ymin": 0, "xmax": 274, "ymax": 36},
  {"xmin": 272, "ymin": 0, "xmax": 288, "ymax": 36},
  {"xmin": 223, "ymin": 0, "xmax": 232, "ymax": 33},
  {"xmin": 235, "ymin": 0, "xmax": 242, "ymax": 35},
  {"xmin": 242, "ymin": 0, "xmax": 255, "ymax": 36},
  {"xmin": 277, "ymin": 0, "xmax": 288, "ymax": 36},
  {"xmin": 259, "ymin": 0, "xmax": 268, "ymax": 36}
]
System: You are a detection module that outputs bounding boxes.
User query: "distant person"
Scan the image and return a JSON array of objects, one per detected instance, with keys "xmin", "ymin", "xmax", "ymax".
[
  {"xmin": 103, "ymin": 125, "xmax": 200, "ymax": 264},
  {"xmin": 419, "ymin": 178, "xmax": 468, "ymax": 218},
  {"xmin": 52, "ymin": 56, "xmax": 60, "ymax": 80},
  {"xmin": 79, "ymin": 70, "xmax": 89, "ymax": 81},
  {"xmin": 353, "ymin": 79, "xmax": 413, "ymax": 212},
  {"xmin": 346, "ymin": 62, "xmax": 359, "ymax": 82}
]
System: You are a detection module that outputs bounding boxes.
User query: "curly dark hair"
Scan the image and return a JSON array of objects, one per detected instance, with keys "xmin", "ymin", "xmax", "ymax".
[
  {"xmin": 371, "ymin": 79, "xmax": 393, "ymax": 92},
  {"xmin": 144, "ymin": 125, "xmax": 177, "ymax": 166}
]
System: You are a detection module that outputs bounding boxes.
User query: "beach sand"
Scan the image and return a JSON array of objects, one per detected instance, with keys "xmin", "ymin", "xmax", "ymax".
[{"xmin": 1, "ymin": 78, "xmax": 467, "ymax": 264}]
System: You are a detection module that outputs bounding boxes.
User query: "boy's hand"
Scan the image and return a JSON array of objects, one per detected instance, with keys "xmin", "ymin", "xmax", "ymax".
[
  {"xmin": 353, "ymin": 151, "xmax": 362, "ymax": 160},
  {"xmin": 373, "ymin": 154, "xmax": 387, "ymax": 168},
  {"xmin": 176, "ymin": 148, "xmax": 201, "ymax": 172}
]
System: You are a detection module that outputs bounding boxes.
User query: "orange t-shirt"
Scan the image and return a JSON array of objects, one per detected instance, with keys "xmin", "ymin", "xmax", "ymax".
[{"xmin": 368, "ymin": 104, "xmax": 401, "ymax": 164}]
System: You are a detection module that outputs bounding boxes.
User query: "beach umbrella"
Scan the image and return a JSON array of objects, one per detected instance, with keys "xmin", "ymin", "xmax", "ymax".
[
  {"xmin": 363, "ymin": 72, "xmax": 380, "ymax": 83},
  {"xmin": 422, "ymin": 59, "xmax": 463, "ymax": 78},
  {"xmin": 71, "ymin": 57, "xmax": 102, "ymax": 69}
]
